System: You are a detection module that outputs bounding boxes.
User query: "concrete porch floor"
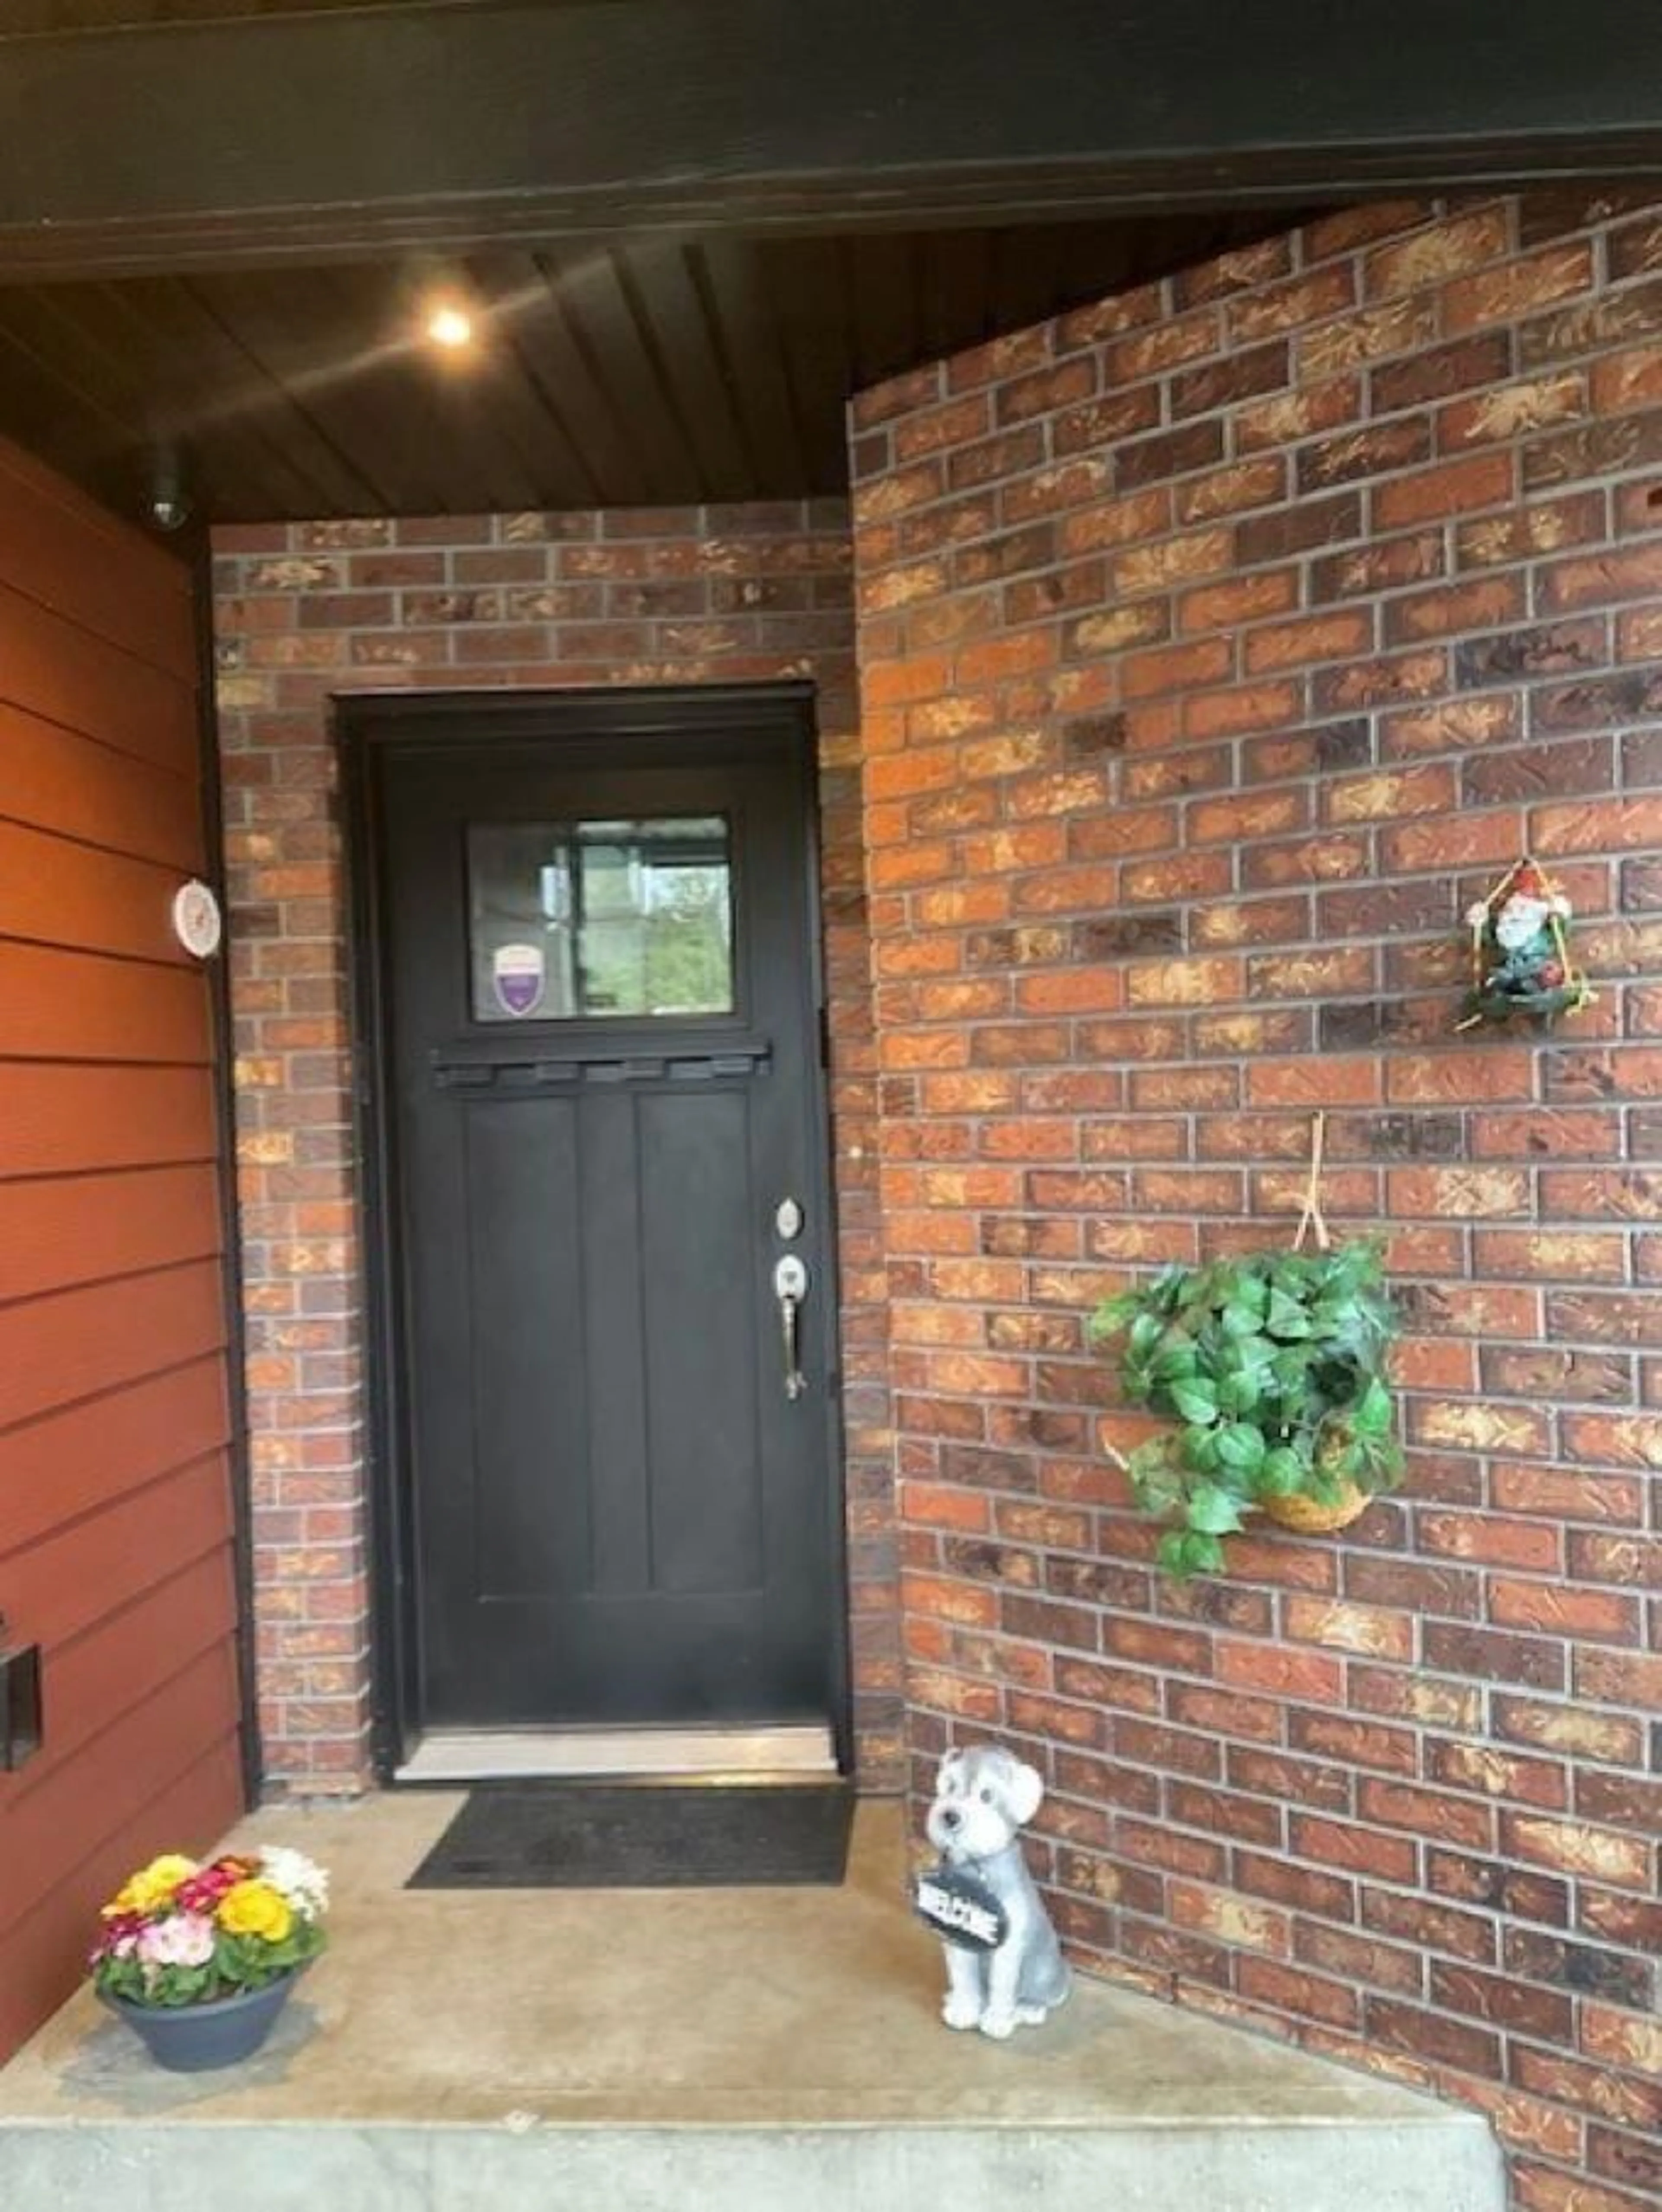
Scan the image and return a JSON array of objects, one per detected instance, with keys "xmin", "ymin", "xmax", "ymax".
[{"xmin": 0, "ymin": 1794, "xmax": 1504, "ymax": 2210}]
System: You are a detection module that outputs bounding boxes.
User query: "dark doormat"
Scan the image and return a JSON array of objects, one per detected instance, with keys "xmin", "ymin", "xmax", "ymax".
[{"xmin": 407, "ymin": 1780, "xmax": 855, "ymax": 1890}]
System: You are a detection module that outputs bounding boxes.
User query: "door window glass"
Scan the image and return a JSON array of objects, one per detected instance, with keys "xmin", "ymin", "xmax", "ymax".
[{"xmin": 468, "ymin": 817, "xmax": 734, "ymax": 1021}]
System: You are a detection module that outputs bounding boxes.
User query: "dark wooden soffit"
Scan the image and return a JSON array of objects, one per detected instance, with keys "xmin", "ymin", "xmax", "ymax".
[
  {"xmin": 1, "ymin": 0, "xmax": 480, "ymax": 26},
  {"xmin": 5, "ymin": 1, "xmax": 487, "ymax": 25},
  {"xmin": 0, "ymin": 215, "xmax": 1276, "ymax": 520},
  {"xmin": 0, "ymin": 0, "xmax": 1659, "ymax": 277}
]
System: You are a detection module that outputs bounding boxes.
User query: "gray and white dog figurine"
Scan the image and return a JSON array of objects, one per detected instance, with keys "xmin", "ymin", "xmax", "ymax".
[{"xmin": 923, "ymin": 1744, "xmax": 1070, "ymax": 2039}]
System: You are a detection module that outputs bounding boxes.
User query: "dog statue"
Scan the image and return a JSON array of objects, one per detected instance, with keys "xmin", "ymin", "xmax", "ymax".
[{"xmin": 915, "ymin": 1744, "xmax": 1070, "ymax": 2040}]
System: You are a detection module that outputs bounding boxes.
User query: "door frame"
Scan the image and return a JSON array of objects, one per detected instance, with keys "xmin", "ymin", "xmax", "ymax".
[{"xmin": 336, "ymin": 681, "xmax": 852, "ymax": 1782}]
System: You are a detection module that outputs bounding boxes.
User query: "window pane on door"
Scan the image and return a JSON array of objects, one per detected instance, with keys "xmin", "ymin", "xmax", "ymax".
[{"xmin": 468, "ymin": 817, "xmax": 734, "ymax": 1021}]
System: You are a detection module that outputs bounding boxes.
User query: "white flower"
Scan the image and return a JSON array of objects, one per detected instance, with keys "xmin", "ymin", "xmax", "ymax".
[{"xmin": 258, "ymin": 1845, "xmax": 330, "ymax": 1922}]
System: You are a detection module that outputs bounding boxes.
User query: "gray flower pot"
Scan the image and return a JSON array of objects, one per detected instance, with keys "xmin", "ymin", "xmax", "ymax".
[{"xmin": 99, "ymin": 1970, "xmax": 300, "ymax": 2072}]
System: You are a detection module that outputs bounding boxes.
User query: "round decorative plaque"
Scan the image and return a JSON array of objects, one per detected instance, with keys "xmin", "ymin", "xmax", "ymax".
[{"xmin": 172, "ymin": 878, "xmax": 223, "ymax": 959}]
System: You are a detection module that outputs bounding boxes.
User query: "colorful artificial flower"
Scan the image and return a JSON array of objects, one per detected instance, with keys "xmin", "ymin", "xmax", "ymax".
[
  {"xmin": 138, "ymin": 1913, "xmax": 218, "ymax": 1971},
  {"xmin": 105, "ymin": 1853, "xmax": 200, "ymax": 1920},
  {"xmin": 216, "ymin": 1879, "xmax": 294, "ymax": 1945},
  {"xmin": 175, "ymin": 1856, "xmax": 251, "ymax": 1916},
  {"xmin": 89, "ymin": 1841, "xmax": 329, "ymax": 2011},
  {"xmin": 258, "ymin": 1845, "xmax": 330, "ymax": 1922},
  {"xmin": 89, "ymin": 1911, "xmax": 147, "ymax": 1967}
]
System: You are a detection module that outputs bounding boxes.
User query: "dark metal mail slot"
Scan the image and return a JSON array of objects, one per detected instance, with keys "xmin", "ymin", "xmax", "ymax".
[{"xmin": 431, "ymin": 1036, "xmax": 771, "ymax": 1091}]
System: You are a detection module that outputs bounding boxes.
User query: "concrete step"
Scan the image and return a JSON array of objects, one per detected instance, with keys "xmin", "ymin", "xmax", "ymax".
[
  {"xmin": 0, "ymin": 2111, "xmax": 1508, "ymax": 2212},
  {"xmin": 0, "ymin": 1797, "xmax": 1504, "ymax": 2212}
]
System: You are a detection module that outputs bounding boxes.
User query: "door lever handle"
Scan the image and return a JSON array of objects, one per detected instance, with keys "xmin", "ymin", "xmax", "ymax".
[{"xmin": 773, "ymin": 1255, "xmax": 808, "ymax": 1401}]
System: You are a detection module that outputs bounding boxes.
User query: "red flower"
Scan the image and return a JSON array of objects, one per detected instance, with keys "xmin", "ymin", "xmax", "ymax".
[
  {"xmin": 175, "ymin": 1859, "xmax": 246, "ymax": 1914},
  {"xmin": 90, "ymin": 1911, "xmax": 146, "ymax": 1963}
]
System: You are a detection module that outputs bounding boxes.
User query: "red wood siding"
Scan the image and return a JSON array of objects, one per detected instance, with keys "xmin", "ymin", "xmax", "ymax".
[{"xmin": 0, "ymin": 437, "xmax": 244, "ymax": 2066}]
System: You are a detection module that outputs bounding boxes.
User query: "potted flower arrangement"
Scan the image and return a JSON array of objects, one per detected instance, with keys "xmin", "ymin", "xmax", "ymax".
[
  {"xmin": 1091, "ymin": 1235, "xmax": 1404, "ymax": 1578},
  {"xmin": 90, "ymin": 1844, "xmax": 329, "ymax": 2072}
]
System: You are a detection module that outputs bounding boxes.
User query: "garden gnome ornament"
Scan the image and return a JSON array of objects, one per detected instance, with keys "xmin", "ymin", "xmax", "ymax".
[
  {"xmin": 915, "ymin": 1745, "xmax": 1070, "ymax": 2039},
  {"xmin": 1459, "ymin": 856, "xmax": 1594, "ymax": 1030}
]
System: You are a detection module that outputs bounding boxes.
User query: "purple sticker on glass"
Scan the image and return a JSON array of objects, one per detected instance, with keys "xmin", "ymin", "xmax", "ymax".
[{"xmin": 492, "ymin": 942, "xmax": 545, "ymax": 1017}]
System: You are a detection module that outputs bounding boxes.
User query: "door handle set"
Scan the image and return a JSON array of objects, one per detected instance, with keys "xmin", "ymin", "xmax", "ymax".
[
  {"xmin": 773, "ymin": 1194, "xmax": 808, "ymax": 1401},
  {"xmin": 774, "ymin": 1254, "xmax": 808, "ymax": 1401}
]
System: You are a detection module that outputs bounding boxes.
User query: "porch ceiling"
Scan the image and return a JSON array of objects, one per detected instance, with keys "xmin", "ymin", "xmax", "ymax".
[
  {"xmin": 6, "ymin": 0, "xmax": 440, "ymax": 23},
  {"xmin": 3, "ymin": 0, "xmax": 1654, "ymax": 527},
  {"xmin": 0, "ymin": 216, "xmax": 1279, "ymax": 523}
]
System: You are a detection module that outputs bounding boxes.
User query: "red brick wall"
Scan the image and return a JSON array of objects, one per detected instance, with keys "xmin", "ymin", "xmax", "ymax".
[
  {"xmin": 210, "ymin": 501, "xmax": 901, "ymax": 1793},
  {"xmin": 852, "ymin": 196, "xmax": 1662, "ymax": 2211}
]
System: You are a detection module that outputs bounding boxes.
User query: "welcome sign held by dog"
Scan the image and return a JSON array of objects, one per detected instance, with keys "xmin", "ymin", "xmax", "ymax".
[{"xmin": 915, "ymin": 1864, "xmax": 1008, "ymax": 1952}]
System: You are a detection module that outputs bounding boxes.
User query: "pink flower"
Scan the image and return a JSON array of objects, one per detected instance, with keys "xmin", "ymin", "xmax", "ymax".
[{"xmin": 137, "ymin": 1913, "xmax": 217, "ymax": 1970}]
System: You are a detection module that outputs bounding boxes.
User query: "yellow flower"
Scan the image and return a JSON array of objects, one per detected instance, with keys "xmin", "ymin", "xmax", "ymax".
[
  {"xmin": 105, "ymin": 1854, "xmax": 199, "ymax": 1918},
  {"xmin": 216, "ymin": 1879, "xmax": 293, "ymax": 1944}
]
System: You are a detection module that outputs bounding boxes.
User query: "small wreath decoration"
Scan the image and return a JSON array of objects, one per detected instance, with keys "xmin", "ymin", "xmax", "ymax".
[{"xmin": 1457, "ymin": 856, "xmax": 1595, "ymax": 1031}]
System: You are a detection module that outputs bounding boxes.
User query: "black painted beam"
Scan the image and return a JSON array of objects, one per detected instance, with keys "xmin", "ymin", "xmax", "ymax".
[{"xmin": 0, "ymin": 0, "xmax": 1659, "ymax": 275}]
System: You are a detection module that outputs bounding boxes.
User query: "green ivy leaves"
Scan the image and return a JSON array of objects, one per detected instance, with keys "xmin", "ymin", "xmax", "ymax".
[
  {"xmin": 1095, "ymin": 1237, "xmax": 1404, "ymax": 1578},
  {"xmin": 1352, "ymin": 1375, "xmax": 1392, "ymax": 1437},
  {"xmin": 1167, "ymin": 1377, "xmax": 1218, "ymax": 1426}
]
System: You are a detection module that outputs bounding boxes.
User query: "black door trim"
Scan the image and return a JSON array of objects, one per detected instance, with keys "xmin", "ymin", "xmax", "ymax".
[
  {"xmin": 336, "ymin": 682, "xmax": 850, "ymax": 1781},
  {"xmin": 190, "ymin": 533, "xmax": 263, "ymax": 1812}
]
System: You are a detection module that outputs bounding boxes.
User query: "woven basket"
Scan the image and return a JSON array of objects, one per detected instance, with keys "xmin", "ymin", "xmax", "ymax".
[{"xmin": 1259, "ymin": 1480, "xmax": 1369, "ymax": 1536}]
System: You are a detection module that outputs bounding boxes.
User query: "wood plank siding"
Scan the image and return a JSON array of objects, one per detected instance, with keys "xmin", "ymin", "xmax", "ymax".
[{"xmin": 0, "ymin": 435, "xmax": 243, "ymax": 2065}]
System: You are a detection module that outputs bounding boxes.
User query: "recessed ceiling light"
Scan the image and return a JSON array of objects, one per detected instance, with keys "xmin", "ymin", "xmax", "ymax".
[{"xmin": 424, "ymin": 302, "xmax": 474, "ymax": 351}]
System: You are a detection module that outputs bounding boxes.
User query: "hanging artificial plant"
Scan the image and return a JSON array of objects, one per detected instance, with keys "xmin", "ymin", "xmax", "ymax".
[
  {"xmin": 1090, "ymin": 1117, "xmax": 1404, "ymax": 1578},
  {"xmin": 1458, "ymin": 856, "xmax": 1595, "ymax": 1031}
]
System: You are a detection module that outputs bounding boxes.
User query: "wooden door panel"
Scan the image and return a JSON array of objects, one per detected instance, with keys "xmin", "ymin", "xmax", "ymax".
[
  {"xmin": 464, "ymin": 1093, "xmax": 591, "ymax": 1601},
  {"xmin": 637, "ymin": 1085, "xmax": 765, "ymax": 1595},
  {"xmin": 365, "ymin": 692, "xmax": 841, "ymax": 1744},
  {"xmin": 582, "ymin": 1088, "xmax": 649, "ymax": 1598}
]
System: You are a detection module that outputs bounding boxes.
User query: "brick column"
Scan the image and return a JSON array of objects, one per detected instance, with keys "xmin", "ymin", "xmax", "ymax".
[
  {"xmin": 211, "ymin": 502, "xmax": 901, "ymax": 1795},
  {"xmin": 853, "ymin": 195, "xmax": 1662, "ymax": 2210}
]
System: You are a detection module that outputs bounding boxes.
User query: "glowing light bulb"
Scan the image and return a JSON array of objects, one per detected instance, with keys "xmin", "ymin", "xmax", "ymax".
[{"xmin": 425, "ymin": 303, "xmax": 474, "ymax": 351}]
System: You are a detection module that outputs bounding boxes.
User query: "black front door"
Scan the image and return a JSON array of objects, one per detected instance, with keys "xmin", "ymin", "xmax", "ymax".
[{"xmin": 350, "ymin": 687, "xmax": 841, "ymax": 1749}]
